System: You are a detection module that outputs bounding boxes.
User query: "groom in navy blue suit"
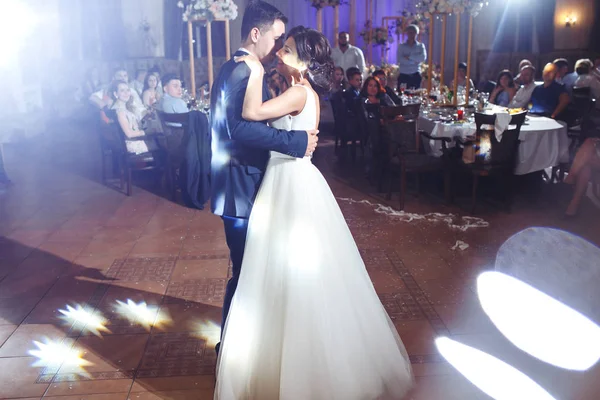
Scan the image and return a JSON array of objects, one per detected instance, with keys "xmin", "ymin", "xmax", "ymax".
[{"xmin": 210, "ymin": 0, "xmax": 319, "ymax": 351}]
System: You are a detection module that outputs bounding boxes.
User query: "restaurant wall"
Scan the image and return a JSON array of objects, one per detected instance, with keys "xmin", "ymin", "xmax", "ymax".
[{"xmin": 554, "ymin": 0, "xmax": 594, "ymax": 50}]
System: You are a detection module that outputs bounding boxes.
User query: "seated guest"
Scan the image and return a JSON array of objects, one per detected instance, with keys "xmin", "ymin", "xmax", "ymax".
[
  {"xmin": 530, "ymin": 63, "xmax": 570, "ymax": 119},
  {"xmin": 157, "ymin": 74, "xmax": 188, "ymax": 114},
  {"xmin": 110, "ymin": 80, "xmax": 156, "ymax": 155},
  {"xmin": 361, "ymin": 77, "xmax": 395, "ymax": 106},
  {"xmin": 573, "ymin": 59, "xmax": 600, "ymax": 106},
  {"xmin": 509, "ymin": 65, "xmax": 537, "ymax": 108},
  {"xmin": 157, "ymin": 74, "xmax": 188, "ymax": 127},
  {"xmin": 553, "ymin": 58, "xmax": 569, "ymax": 84},
  {"xmin": 373, "ymin": 69, "xmax": 401, "ymax": 105},
  {"xmin": 564, "ymin": 138, "xmax": 600, "ymax": 216},
  {"xmin": 142, "ymin": 72, "xmax": 161, "ymax": 108},
  {"xmin": 332, "ymin": 66, "xmax": 347, "ymax": 93},
  {"xmin": 90, "ymin": 68, "xmax": 147, "ymax": 120},
  {"xmin": 132, "ymin": 69, "xmax": 147, "ymax": 96},
  {"xmin": 514, "ymin": 59, "xmax": 533, "ymax": 85},
  {"xmin": 148, "ymin": 66, "xmax": 163, "ymax": 96},
  {"xmin": 343, "ymin": 67, "xmax": 363, "ymax": 111},
  {"xmin": 450, "ymin": 62, "xmax": 475, "ymax": 92},
  {"xmin": 489, "ymin": 70, "xmax": 517, "ymax": 107},
  {"xmin": 267, "ymin": 70, "xmax": 288, "ymax": 98}
]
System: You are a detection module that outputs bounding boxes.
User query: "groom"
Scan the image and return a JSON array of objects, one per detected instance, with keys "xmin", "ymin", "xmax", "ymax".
[{"xmin": 210, "ymin": 0, "xmax": 318, "ymax": 352}]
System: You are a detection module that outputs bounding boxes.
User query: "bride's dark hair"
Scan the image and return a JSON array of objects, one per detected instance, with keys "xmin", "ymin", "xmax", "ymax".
[{"xmin": 287, "ymin": 26, "xmax": 334, "ymax": 94}]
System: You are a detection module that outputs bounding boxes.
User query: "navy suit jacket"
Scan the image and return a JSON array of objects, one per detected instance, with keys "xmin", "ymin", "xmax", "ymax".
[{"xmin": 210, "ymin": 50, "xmax": 308, "ymax": 218}]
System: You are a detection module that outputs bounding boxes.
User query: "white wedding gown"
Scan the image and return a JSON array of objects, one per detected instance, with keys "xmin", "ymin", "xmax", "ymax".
[{"xmin": 214, "ymin": 85, "xmax": 413, "ymax": 400}]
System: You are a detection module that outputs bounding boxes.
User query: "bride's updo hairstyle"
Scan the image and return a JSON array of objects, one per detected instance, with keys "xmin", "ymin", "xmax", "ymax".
[{"xmin": 287, "ymin": 26, "xmax": 334, "ymax": 94}]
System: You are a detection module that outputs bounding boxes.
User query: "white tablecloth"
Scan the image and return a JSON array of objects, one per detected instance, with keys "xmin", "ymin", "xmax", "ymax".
[{"xmin": 419, "ymin": 115, "xmax": 569, "ymax": 175}]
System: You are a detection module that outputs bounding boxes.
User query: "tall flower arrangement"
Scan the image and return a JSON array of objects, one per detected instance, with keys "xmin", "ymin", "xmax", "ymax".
[
  {"xmin": 360, "ymin": 22, "xmax": 393, "ymax": 46},
  {"xmin": 178, "ymin": 0, "xmax": 238, "ymax": 22},
  {"xmin": 415, "ymin": 0, "xmax": 489, "ymax": 18},
  {"xmin": 306, "ymin": 0, "xmax": 347, "ymax": 9},
  {"xmin": 395, "ymin": 11, "xmax": 429, "ymax": 35}
]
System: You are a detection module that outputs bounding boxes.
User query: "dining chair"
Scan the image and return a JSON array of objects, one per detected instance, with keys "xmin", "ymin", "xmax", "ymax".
[
  {"xmin": 105, "ymin": 109, "xmax": 171, "ymax": 197},
  {"xmin": 455, "ymin": 111, "xmax": 527, "ymax": 213},
  {"xmin": 379, "ymin": 114, "xmax": 452, "ymax": 210},
  {"xmin": 157, "ymin": 111, "xmax": 190, "ymax": 200}
]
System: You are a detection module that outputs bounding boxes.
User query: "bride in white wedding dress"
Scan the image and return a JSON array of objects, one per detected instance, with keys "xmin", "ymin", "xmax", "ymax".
[{"xmin": 214, "ymin": 26, "xmax": 413, "ymax": 400}]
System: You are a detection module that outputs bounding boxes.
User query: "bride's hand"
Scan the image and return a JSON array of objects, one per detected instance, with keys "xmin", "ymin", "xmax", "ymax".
[{"xmin": 234, "ymin": 54, "xmax": 264, "ymax": 75}]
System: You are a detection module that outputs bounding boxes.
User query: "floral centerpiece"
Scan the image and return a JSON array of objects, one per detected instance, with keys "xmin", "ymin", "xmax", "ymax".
[
  {"xmin": 415, "ymin": 0, "xmax": 489, "ymax": 18},
  {"xmin": 305, "ymin": 0, "xmax": 347, "ymax": 9},
  {"xmin": 394, "ymin": 11, "xmax": 429, "ymax": 35},
  {"xmin": 177, "ymin": 0, "xmax": 238, "ymax": 22}
]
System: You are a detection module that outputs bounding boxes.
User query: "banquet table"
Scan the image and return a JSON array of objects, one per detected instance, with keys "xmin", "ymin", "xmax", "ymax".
[{"xmin": 419, "ymin": 114, "xmax": 570, "ymax": 175}]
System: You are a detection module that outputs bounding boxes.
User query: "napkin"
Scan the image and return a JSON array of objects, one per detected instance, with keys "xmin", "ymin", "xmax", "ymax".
[{"xmin": 494, "ymin": 111, "xmax": 511, "ymax": 142}]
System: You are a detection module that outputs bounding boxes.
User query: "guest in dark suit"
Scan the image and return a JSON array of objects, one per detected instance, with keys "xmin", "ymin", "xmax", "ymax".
[
  {"xmin": 343, "ymin": 67, "xmax": 363, "ymax": 114},
  {"xmin": 210, "ymin": 0, "xmax": 318, "ymax": 350}
]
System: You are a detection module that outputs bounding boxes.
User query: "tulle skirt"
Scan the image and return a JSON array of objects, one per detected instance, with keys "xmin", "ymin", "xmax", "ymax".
[{"xmin": 214, "ymin": 154, "xmax": 413, "ymax": 400}]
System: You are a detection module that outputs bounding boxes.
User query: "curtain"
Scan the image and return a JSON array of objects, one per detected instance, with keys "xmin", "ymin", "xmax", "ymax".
[
  {"xmin": 535, "ymin": 0, "xmax": 555, "ymax": 53},
  {"xmin": 516, "ymin": 8, "xmax": 533, "ymax": 52},
  {"xmin": 164, "ymin": 0, "xmax": 183, "ymax": 59},
  {"xmin": 99, "ymin": 0, "xmax": 127, "ymax": 60},
  {"xmin": 590, "ymin": 0, "xmax": 600, "ymax": 53}
]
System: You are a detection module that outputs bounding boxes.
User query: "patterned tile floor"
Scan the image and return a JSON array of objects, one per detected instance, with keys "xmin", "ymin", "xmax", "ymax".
[{"xmin": 1, "ymin": 123, "xmax": 599, "ymax": 399}]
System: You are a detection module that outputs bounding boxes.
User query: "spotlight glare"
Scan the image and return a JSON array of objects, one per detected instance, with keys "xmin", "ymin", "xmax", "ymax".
[
  {"xmin": 477, "ymin": 272, "xmax": 600, "ymax": 371},
  {"xmin": 29, "ymin": 339, "xmax": 93, "ymax": 379},
  {"xmin": 114, "ymin": 299, "xmax": 172, "ymax": 330},
  {"xmin": 192, "ymin": 319, "xmax": 220, "ymax": 348},
  {"xmin": 58, "ymin": 304, "xmax": 110, "ymax": 337},
  {"xmin": 436, "ymin": 337, "xmax": 556, "ymax": 400}
]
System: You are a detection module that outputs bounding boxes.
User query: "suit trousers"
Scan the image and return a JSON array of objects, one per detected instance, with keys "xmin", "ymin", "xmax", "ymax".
[
  {"xmin": 220, "ymin": 215, "xmax": 250, "ymax": 336},
  {"xmin": 397, "ymin": 73, "xmax": 422, "ymax": 90}
]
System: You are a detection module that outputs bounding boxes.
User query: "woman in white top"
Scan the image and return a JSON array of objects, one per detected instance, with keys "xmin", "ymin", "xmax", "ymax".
[
  {"xmin": 214, "ymin": 25, "xmax": 413, "ymax": 400},
  {"xmin": 109, "ymin": 80, "xmax": 156, "ymax": 155}
]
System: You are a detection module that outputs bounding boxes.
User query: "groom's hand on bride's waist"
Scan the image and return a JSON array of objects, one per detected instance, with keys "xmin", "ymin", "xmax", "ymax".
[{"xmin": 305, "ymin": 129, "xmax": 319, "ymax": 157}]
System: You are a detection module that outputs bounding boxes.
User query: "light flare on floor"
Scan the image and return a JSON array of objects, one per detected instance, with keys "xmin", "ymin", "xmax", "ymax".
[
  {"xmin": 114, "ymin": 299, "xmax": 172, "ymax": 330},
  {"xmin": 192, "ymin": 319, "xmax": 221, "ymax": 348},
  {"xmin": 477, "ymin": 271, "xmax": 600, "ymax": 371},
  {"xmin": 436, "ymin": 337, "xmax": 556, "ymax": 400},
  {"xmin": 29, "ymin": 339, "xmax": 93, "ymax": 379},
  {"xmin": 58, "ymin": 304, "xmax": 110, "ymax": 337}
]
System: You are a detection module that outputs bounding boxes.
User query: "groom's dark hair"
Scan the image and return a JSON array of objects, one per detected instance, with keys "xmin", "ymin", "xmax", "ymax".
[{"xmin": 241, "ymin": 1, "xmax": 288, "ymax": 41}]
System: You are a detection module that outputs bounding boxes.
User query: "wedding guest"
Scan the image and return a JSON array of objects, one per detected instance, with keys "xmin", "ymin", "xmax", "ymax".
[
  {"xmin": 142, "ymin": 72, "xmax": 161, "ymax": 108},
  {"xmin": 109, "ymin": 80, "xmax": 156, "ymax": 155},
  {"xmin": 373, "ymin": 69, "xmax": 401, "ymax": 105},
  {"xmin": 573, "ymin": 59, "xmax": 600, "ymax": 108},
  {"xmin": 132, "ymin": 69, "xmax": 147, "ymax": 96},
  {"xmin": 553, "ymin": 58, "xmax": 569, "ymax": 84},
  {"xmin": 331, "ymin": 66, "xmax": 347, "ymax": 93},
  {"xmin": 148, "ymin": 66, "xmax": 163, "ymax": 96},
  {"xmin": 157, "ymin": 74, "xmax": 187, "ymax": 114},
  {"xmin": 157, "ymin": 74, "xmax": 188, "ymax": 127},
  {"xmin": 564, "ymin": 138, "xmax": 600, "ymax": 216},
  {"xmin": 332, "ymin": 32, "xmax": 366, "ymax": 80},
  {"xmin": 361, "ymin": 77, "xmax": 394, "ymax": 106},
  {"xmin": 396, "ymin": 24, "xmax": 427, "ymax": 90},
  {"xmin": 90, "ymin": 68, "xmax": 147, "ymax": 120},
  {"xmin": 489, "ymin": 70, "xmax": 517, "ymax": 107},
  {"xmin": 450, "ymin": 62, "xmax": 475, "ymax": 92},
  {"xmin": 267, "ymin": 70, "xmax": 289, "ymax": 97},
  {"xmin": 530, "ymin": 63, "xmax": 570, "ymax": 119},
  {"xmin": 509, "ymin": 65, "xmax": 537, "ymax": 108},
  {"xmin": 343, "ymin": 67, "xmax": 363, "ymax": 108},
  {"xmin": 514, "ymin": 59, "xmax": 533, "ymax": 85}
]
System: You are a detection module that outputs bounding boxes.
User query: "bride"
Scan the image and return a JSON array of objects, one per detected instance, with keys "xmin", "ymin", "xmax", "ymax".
[{"xmin": 214, "ymin": 26, "xmax": 413, "ymax": 400}]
